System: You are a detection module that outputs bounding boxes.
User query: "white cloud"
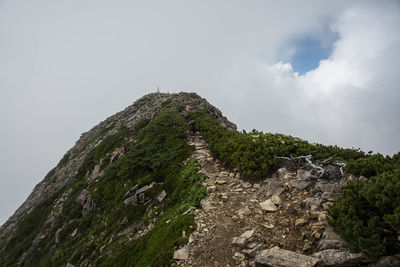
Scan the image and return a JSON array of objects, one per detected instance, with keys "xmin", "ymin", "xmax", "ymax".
[{"xmin": 0, "ymin": 0, "xmax": 399, "ymax": 224}]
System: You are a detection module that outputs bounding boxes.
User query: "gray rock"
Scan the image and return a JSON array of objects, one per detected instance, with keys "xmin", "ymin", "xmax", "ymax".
[
  {"xmin": 173, "ymin": 244, "xmax": 190, "ymax": 260},
  {"xmin": 124, "ymin": 195, "xmax": 137, "ymax": 205},
  {"xmin": 277, "ymin": 168, "xmax": 288, "ymax": 179},
  {"xmin": 206, "ymin": 185, "xmax": 216, "ymax": 193},
  {"xmin": 297, "ymin": 169, "xmax": 311, "ymax": 180},
  {"xmin": 260, "ymin": 199, "xmax": 278, "ymax": 212},
  {"xmin": 317, "ymin": 227, "xmax": 346, "ymax": 251},
  {"xmin": 255, "ymin": 246, "xmax": 319, "ymax": 267},
  {"xmin": 75, "ymin": 189, "xmax": 94, "ymax": 216},
  {"xmin": 70, "ymin": 228, "xmax": 78, "ymax": 237},
  {"xmin": 240, "ymin": 180, "xmax": 252, "ymax": 189},
  {"xmin": 295, "ymin": 218, "xmax": 308, "ymax": 227},
  {"xmin": 65, "ymin": 263, "xmax": 75, "ymax": 267},
  {"xmin": 304, "ymin": 197, "xmax": 323, "ymax": 211},
  {"xmin": 263, "ymin": 180, "xmax": 285, "ymax": 198},
  {"xmin": 215, "ymin": 179, "xmax": 227, "ymax": 185},
  {"xmin": 313, "ymin": 249, "xmax": 366, "ymax": 266},
  {"xmin": 315, "ymin": 181, "xmax": 340, "ymax": 194},
  {"xmin": 271, "ymin": 195, "xmax": 282, "ymax": 206},
  {"xmin": 290, "ymin": 179, "xmax": 310, "ymax": 190},
  {"xmin": 240, "ymin": 229, "xmax": 255, "ymax": 239},
  {"xmin": 156, "ymin": 190, "xmax": 167, "ymax": 203},
  {"xmin": 232, "ymin": 237, "xmax": 248, "ymax": 248}
]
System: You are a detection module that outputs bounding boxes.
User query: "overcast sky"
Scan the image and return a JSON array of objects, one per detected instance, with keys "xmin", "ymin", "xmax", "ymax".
[{"xmin": 1, "ymin": 0, "xmax": 399, "ymax": 225}]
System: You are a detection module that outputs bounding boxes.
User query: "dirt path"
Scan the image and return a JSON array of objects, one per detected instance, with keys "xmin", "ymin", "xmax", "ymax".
[{"xmin": 175, "ymin": 134, "xmax": 329, "ymax": 267}]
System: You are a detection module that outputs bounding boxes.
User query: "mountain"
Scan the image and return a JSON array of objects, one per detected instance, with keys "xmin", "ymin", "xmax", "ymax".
[{"xmin": 0, "ymin": 92, "xmax": 399, "ymax": 267}]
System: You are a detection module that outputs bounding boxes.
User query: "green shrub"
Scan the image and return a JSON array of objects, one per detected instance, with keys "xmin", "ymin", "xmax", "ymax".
[
  {"xmin": 329, "ymin": 168, "xmax": 400, "ymax": 258},
  {"xmin": 188, "ymin": 110, "xmax": 365, "ymax": 179}
]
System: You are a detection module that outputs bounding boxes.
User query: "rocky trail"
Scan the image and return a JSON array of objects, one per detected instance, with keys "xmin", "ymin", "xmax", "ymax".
[{"xmin": 172, "ymin": 133, "xmax": 380, "ymax": 267}]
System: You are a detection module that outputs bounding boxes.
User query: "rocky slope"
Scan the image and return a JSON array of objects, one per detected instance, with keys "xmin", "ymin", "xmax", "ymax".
[
  {"xmin": 0, "ymin": 92, "xmax": 399, "ymax": 267},
  {"xmin": 0, "ymin": 92, "xmax": 234, "ymax": 241}
]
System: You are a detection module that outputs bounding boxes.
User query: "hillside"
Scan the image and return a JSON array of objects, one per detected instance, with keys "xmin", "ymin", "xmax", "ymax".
[{"xmin": 0, "ymin": 92, "xmax": 399, "ymax": 266}]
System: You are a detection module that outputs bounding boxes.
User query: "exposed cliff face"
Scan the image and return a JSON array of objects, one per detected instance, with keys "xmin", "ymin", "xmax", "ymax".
[{"xmin": 0, "ymin": 92, "xmax": 235, "ymax": 244}]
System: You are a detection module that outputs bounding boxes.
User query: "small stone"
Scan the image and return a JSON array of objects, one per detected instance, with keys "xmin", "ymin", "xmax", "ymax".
[
  {"xmin": 263, "ymin": 223, "xmax": 275, "ymax": 229},
  {"xmin": 156, "ymin": 190, "xmax": 167, "ymax": 202},
  {"xmin": 173, "ymin": 245, "xmax": 190, "ymax": 260},
  {"xmin": 319, "ymin": 212, "xmax": 327, "ymax": 222},
  {"xmin": 215, "ymin": 179, "xmax": 227, "ymax": 185},
  {"xmin": 70, "ymin": 228, "xmax": 78, "ymax": 237},
  {"xmin": 322, "ymin": 192, "xmax": 338, "ymax": 201},
  {"xmin": 234, "ymin": 252, "xmax": 246, "ymax": 260},
  {"xmin": 229, "ymin": 172, "xmax": 235, "ymax": 177},
  {"xmin": 271, "ymin": 195, "xmax": 282, "ymax": 206},
  {"xmin": 240, "ymin": 229, "xmax": 255, "ymax": 239},
  {"xmin": 260, "ymin": 199, "xmax": 278, "ymax": 212},
  {"xmin": 277, "ymin": 168, "xmax": 287, "ymax": 179},
  {"xmin": 302, "ymin": 242, "xmax": 312, "ymax": 252},
  {"xmin": 233, "ymin": 237, "xmax": 248, "ymax": 248},
  {"xmin": 295, "ymin": 218, "xmax": 307, "ymax": 227},
  {"xmin": 312, "ymin": 231, "xmax": 322, "ymax": 240},
  {"xmin": 240, "ymin": 180, "xmax": 252, "ymax": 189},
  {"xmin": 206, "ymin": 185, "xmax": 216, "ymax": 193},
  {"xmin": 322, "ymin": 202, "xmax": 334, "ymax": 210},
  {"xmin": 247, "ymin": 242, "xmax": 258, "ymax": 249},
  {"xmin": 221, "ymin": 195, "xmax": 228, "ymax": 201},
  {"xmin": 235, "ymin": 188, "xmax": 243, "ymax": 192}
]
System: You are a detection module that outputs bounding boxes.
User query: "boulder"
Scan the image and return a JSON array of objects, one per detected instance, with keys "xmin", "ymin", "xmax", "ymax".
[
  {"xmin": 255, "ymin": 246, "xmax": 319, "ymax": 267},
  {"xmin": 313, "ymin": 249, "xmax": 366, "ymax": 266},
  {"xmin": 260, "ymin": 199, "xmax": 278, "ymax": 212},
  {"xmin": 173, "ymin": 244, "xmax": 190, "ymax": 260}
]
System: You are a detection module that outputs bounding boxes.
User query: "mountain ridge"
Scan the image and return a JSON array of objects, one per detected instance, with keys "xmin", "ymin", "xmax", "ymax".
[
  {"xmin": 0, "ymin": 92, "xmax": 235, "ymax": 239},
  {"xmin": 1, "ymin": 92, "xmax": 399, "ymax": 266}
]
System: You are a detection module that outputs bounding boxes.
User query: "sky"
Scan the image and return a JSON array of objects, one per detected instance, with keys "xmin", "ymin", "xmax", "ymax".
[{"xmin": 0, "ymin": 0, "xmax": 399, "ymax": 225}]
